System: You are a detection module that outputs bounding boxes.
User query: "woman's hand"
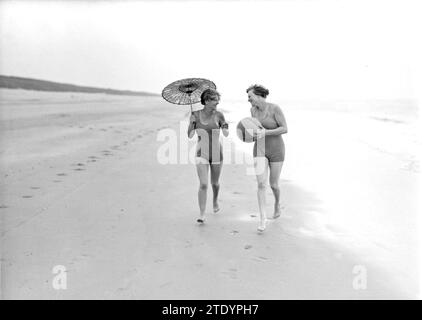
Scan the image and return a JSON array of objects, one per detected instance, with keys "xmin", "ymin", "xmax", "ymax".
[
  {"xmin": 189, "ymin": 113, "xmax": 196, "ymax": 124},
  {"xmin": 187, "ymin": 113, "xmax": 197, "ymax": 138},
  {"xmin": 255, "ymin": 128, "xmax": 266, "ymax": 140}
]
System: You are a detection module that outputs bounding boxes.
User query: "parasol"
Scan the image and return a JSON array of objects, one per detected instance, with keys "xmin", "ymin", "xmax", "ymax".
[{"xmin": 161, "ymin": 78, "xmax": 216, "ymax": 113}]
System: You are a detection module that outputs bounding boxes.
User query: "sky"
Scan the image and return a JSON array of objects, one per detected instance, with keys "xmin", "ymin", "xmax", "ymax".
[{"xmin": 0, "ymin": 0, "xmax": 420, "ymax": 101}]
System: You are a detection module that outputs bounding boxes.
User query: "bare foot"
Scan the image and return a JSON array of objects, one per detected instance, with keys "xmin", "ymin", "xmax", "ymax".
[
  {"xmin": 257, "ymin": 219, "xmax": 267, "ymax": 232},
  {"xmin": 213, "ymin": 202, "xmax": 220, "ymax": 213},
  {"xmin": 197, "ymin": 214, "xmax": 206, "ymax": 224}
]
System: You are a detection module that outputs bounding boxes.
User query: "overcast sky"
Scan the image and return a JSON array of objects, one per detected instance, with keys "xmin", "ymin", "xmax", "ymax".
[{"xmin": 0, "ymin": 0, "xmax": 420, "ymax": 100}]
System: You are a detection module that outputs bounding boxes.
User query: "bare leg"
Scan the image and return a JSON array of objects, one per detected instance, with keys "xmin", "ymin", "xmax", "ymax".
[
  {"xmin": 254, "ymin": 157, "xmax": 269, "ymax": 231},
  {"xmin": 269, "ymin": 161, "xmax": 283, "ymax": 218},
  {"xmin": 210, "ymin": 162, "xmax": 223, "ymax": 213},
  {"xmin": 196, "ymin": 161, "xmax": 209, "ymax": 222}
]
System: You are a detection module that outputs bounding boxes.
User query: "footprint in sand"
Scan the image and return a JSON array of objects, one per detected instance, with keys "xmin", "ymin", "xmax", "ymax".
[
  {"xmin": 221, "ymin": 269, "xmax": 238, "ymax": 279},
  {"xmin": 137, "ymin": 134, "xmax": 143, "ymax": 138},
  {"xmin": 250, "ymin": 214, "xmax": 257, "ymax": 218},
  {"xmin": 30, "ymin": 187, "xmax": 41, "ymax": 190},
  {"xmin": 100, "ymin": 128, "xmax": 107, "ymax": 132},
  {"xmin": 56, "ymin": 173, "xmax": 67, "ymax": 176},
  {"xmin": 88, "ymin": 156, "xmax": 99, "ymax": 162},
  {"xmin": 0, "ymin": 205, "xmax": 9, "ymax": 209},
  {"xmin": 71, "ymin": 163, "xmax": 85, "ymax": 168},
  {"xmin": 253, "ymin": 256, "xmax": 268, "ymax": 262},
  {"xmin": 74, "ymin": 168, "xmax": 85, "ymax": 171},
  {"xmin": 101, "ymin": 150, "xmax": 113, "ymax": 156},
  {"xmin": 244, "ymin": 245, "xmax": 252, "ymax": 250},
  {"xmin": 233, "ymin": 191, "xmax": 242, "ymax": 195},
  {"xmin": 22, "ymin": 195, "xmax": 33, "ymax": 199},
  {"xmin": 229, "ymin": 230, "xmax": 239, "ymax": 235}
]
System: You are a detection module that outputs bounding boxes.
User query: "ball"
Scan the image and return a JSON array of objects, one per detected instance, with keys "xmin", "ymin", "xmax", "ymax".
[{"xmin": 236, "ymin": 117, "xmax": 263, "ymax": 143}]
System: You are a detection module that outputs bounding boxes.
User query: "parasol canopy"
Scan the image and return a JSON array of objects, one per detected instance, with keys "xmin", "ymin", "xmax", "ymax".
[{"xmin": 161, "ymin": 78, "xmax": 216, "ymax": 111}]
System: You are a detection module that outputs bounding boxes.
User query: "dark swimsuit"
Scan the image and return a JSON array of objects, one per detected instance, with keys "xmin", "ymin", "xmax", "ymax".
[
  {"xmin": 193, "ymin": 110, "xmax": 228, "ymax": 164},
  {"xmin": 252, "ymin": 105, "xmax": 285, "ymax": 162}
]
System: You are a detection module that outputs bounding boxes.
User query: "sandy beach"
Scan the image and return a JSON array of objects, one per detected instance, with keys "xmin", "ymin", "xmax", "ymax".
[{"xmin": 0, "ymin": 88, "xmax": 419, "ymax": 299}]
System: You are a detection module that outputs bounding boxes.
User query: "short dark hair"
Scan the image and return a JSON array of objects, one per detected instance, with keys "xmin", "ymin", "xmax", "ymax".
[
  {"xmin": 246, "ymin": 84, "xmax": 269, "ymax": 98},
  {"xmin": 200, "ymin": 88, "xmax": 221, "ymax": 105}
]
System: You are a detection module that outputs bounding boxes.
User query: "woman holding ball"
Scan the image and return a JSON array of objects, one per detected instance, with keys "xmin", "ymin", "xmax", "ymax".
[{"xmin": 247, "ymin": 84, "xmax": 288, "ymax": 232}]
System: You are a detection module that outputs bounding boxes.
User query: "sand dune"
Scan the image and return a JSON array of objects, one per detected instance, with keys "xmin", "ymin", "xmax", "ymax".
[
  {"xmin": 0, "ymin": 75, "xmax": 158, "ymax": 97},
  {"xmin": 0, "ymin": 89, "xmax": 419, "ymax": 299}
]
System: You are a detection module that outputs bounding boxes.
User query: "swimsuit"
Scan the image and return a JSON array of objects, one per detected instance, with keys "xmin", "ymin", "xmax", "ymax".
[
  {"xmin": 252, "ymin": 105, "xmax": 285, "ymax": 162},
  {"xmin": 193, "ymin": 110, "xmax": 228, "ymax": 164}
]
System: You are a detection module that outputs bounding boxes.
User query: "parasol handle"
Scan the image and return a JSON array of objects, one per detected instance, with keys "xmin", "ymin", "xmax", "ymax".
[{"xmin": 188, "ymin": 93, "xmax": 193, "ymax": 114}]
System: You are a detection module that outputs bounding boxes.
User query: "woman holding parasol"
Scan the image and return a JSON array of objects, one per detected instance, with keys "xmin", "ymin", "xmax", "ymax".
[
  {"xmin": 188, "ymin": 88, "xmax": 229, "ymax": 223},
  {"xmin": 162, "ymin": 79, "xmax": 229, "ymax": 224}
]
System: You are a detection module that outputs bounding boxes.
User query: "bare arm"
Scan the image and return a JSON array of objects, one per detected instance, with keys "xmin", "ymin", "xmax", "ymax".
[
  {"xmin": 218, "ymin": 112, "xmax": 229, "ymax": 137},
  {"xmin": 187, "ymin": 113, "xmax": 196, "ymax": 138},
  {"xmin": 250, "ymin": 107, "xmax": 255, "ymax": 118}
]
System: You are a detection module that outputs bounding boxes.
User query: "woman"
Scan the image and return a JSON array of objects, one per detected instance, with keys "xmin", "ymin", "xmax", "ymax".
[
  {"xmin": 188, "ymin": 88, "xmax": 229, "ymax": 224},
  {"xmin": 247, "ymin": 84, "xmax": 288, "ymax": 232}
]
